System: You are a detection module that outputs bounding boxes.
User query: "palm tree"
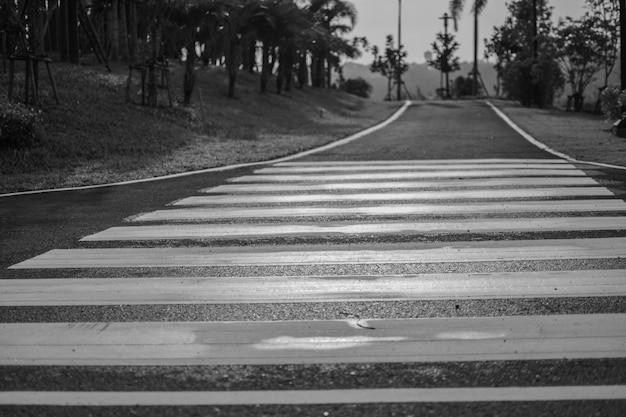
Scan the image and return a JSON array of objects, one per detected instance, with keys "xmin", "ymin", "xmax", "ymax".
[
  {"xmin": 308, "ymin": 0, "xmax": 358, "ymax": 88},
  {"xmin": 449, "ymin": 0, "xmax": 488, "ymax": 95},
  {"xmin": 215, "ymin": 0, "xmax": 267, "ymax": 97}
]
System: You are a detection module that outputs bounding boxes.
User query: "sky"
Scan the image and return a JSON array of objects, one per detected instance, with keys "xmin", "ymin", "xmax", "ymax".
[{"xmin": 349, "ymin": 0, "xmax": 588, "ymax": 64}]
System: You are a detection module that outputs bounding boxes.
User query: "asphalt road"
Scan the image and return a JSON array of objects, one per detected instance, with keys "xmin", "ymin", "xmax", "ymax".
[{"xmin": 2, "ymin": 100, "xmax": 626, "ymax": 416}]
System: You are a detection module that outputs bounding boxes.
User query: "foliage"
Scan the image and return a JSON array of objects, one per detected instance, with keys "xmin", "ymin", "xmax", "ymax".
[
  {"xmin": 369, "ymin": 35, "xmax": 408, "ymax": 100},
  {"xmin": 453, "ymin": 75, "xmax": 481, "ymax": 97},
  {"xmin": 485, "ymin": 0, "xmax": 563, "ymax": 107},
  {"xmin": 340, "ymin": 77, "xmax": 372, "ymax": 98},
  {"xmin": 427, "ymin": 29, "xmax": 461, "ymax": 98},
  {"xmin": 555, "ymin": 15, "xmax": 605, "ymax": 106},
  {"xmin": 583, "ymin": 0, "xmax": 620, "ymax": 86},
  {"xmin": 449, "ymin": 0, "xmax": 488, "ymax": 21},
  {"xmin": 0, "ymin": 100, "xmax": 41, "ymax": 150},
  {"xmin": 427, "ymin": 32, "xmax": 460, "ymax": 74},
  {"xmin": 600, "ymin": 85, "xmax": 626, "ymax": 121}
]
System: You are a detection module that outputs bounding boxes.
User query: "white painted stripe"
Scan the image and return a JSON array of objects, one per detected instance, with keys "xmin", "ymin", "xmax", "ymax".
[
  {"xmin": 1, "ymin": 314, "xmax": 624, "ymax": 365},
  {"xmin": 230, "ymin": 169, "xmax": 589, "ymax": 183},
  {"xmin": 174, "ymin": 187, "xmax": 614, "ymax": 205},
  {"xmin": 9, "ymin": 237, "xmax": 626, "ymax": 269},
  {"xmin": 3, "ymin": 270, "xmax": 625, "ymax": 306},
  {"xmin": 83, "ymin": 217, "xmax": 626, "ymax": 241},
  {"xmin": 205, "ymin": 177, "xmax": 601, "ymax": 193},
  {"xmin": 2, "ymin": 386, "xmax": 625, "ymax": 406},
  {"xmin": 256, "ymin": 163, "xmax": 579, "ymax": 174},
  {"xmin": 133, "ymin": 200, "xmax": 626, "ymax": 221},
  {"xmin": 274, "ymin": 159, "xmax": 571, "ymax": 166}
]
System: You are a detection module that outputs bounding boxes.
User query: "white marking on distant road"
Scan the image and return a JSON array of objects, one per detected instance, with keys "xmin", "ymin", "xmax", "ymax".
[
  {"xmin": 82, "ymin": 217, "xmax": 626, "ymax": 241},
  {"xmin": 9, "ymin": 237, "xmax": 626, "ymax": 269},
  {"xmin": 1, "ymin": 314, "xmax": 624, "ymax": 365},
  {"xmin": 230, "ymin": 169, "xmax": 589, "ymax": 183},
  {"xmin": 3, "ymin": 270, "xmax": 625, "ymax": 306},
  {"xmin": 274, "ymin": 158, "xmax": 570, "ymax": 166},
  {"xmin": 133, "ymin": 200, "xmax": 626, "ymax": 221},
  {"xmin": 255, "ymin": 163, "xmax": 579, "ymax": 174},
  {"xmin": 174, "ymin": 187, "xmax": 613, "ymax": 206},
  {"xmin": 204, "ymin": 177, "xmax": 600, "ymax": 193}
]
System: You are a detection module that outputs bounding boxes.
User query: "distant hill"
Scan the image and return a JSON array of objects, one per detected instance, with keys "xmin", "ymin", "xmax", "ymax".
[{"xmin": 343, "ymin": 61, "xmax": 499, "ymax": 101}]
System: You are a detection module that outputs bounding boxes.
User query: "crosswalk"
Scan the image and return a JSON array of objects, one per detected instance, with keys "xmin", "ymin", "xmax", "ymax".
[{"xmin": 3, "ymin": 158, "xmax": 626, "ymax": 413}]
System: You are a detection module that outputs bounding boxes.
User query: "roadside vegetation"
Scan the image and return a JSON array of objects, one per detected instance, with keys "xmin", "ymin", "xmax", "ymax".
[
  {"xmin": 1, "ymin": 0, "xmax": 396, "ymax": 194},
  {"xmin": 0, "ymin": 61, "xmax": 397, "ymax": 194}
]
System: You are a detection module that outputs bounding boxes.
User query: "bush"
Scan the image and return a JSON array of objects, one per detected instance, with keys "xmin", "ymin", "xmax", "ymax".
[
  {"xmin": 340, "ymin": 77, "xmax": 372, "ymax": 99},
  {"xmin": 600, "ymin": 85, "xmax": 626, "ymax": 122},
  {"xmin": 0, "ymin": 100, "xmax": 41, "ymax": 149}
]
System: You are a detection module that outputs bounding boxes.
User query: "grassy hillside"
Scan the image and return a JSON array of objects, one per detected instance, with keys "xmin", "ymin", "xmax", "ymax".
[{"xmin": 0, "ymin": 61, "xmax": 398, "ymax": 194}]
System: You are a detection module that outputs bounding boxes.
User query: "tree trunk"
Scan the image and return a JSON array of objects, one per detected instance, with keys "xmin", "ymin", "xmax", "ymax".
[
  {"xmin": 147, "ymin": 25, "xmax": 159, "ymax": 107},
  {"xmin": 261, "ymin": 43, "xmax": 270, "ymax": 93},
  {"xmin": 128, "ymin": 0, "xmax": 138, "ymax": 62},
  {"xmin": 183, "ymin": 53, "xmax": 196, "ymax": 105},
  {"xmin": 226, "ymin": 41, "xmax": 239, "ymax": 98},
  {"xmin": 283, "ymin": 46, "xmax": 294, "ymax": 92},
  {"xmin": 58, "ymin": 0, "xmax": 69, "ymax": 61},
  {"xmin": 621, "ymin": 0, "xmax": 626, "ymax": 92},
  {"xmin": 109, "ymin": 0, "xmax": 120, "ymax": 60},
  {"xmin": 68, "ymin": 0, "xmax": 79, "ymax": 63},
  {"xmin": 119, "ymin": 0, "xmax": 129, "ymax": 61},
  {"xmin": 47, "ymin": 0, "xmax": 59, "ymax": 53},
  {"xmin": 298, "ymin": 52, "xmax": 307, "ymax": 88}
]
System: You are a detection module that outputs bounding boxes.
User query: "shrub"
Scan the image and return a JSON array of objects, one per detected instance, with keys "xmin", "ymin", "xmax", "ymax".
[
  {"xmin": 340, "ymin": 77, "xmax": 372, "ymax": 99},
  {"xmin": 600, "ymin": 85, "xmax": 626, "ymax": 122},
  {"xmin": 0, "ymin": 100, "xmax": 41, "ymax": 149}
]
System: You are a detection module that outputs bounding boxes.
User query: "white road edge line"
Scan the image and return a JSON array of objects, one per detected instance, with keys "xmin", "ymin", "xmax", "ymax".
[
  {"xmin": 485, "ymin": 100, "xmax": 626, "ymax": 171},
  {"xmin": 2, "ymin": 386, "xmax": 625, "ymax": 406},
  {"xmin": 0, "ymin": 101, "xmax": 413, "ymax": 198}
]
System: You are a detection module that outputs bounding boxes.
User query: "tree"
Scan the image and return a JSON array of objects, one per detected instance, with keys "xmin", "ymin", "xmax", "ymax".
[
  {"xmin": 555, "ymin": 16, "xmax": 604, "ymax": 111},
  {"xmin": 307, "ymin": 0, "xmax": 358, "ymax": 88},
  {"xmin": 370, "ymin": 35, "xmax": 408, "ymax": 101},
  {"xmin": 449, "ymin": 0, "xmax": 488, "ymax": 95},
  {"xmin": 214, "ymin": 0, "xmax": 266, "ymax": 98},
  {"xmin": 484, "ymin": 27, "xmax": 509, "ymax": 96},
  {"xmin": 340, "ymin": 77, "xmax": 372, "ymax": 98},
  {"xmin": 427, "ymin": 30, "xmax": 461, "ymax": 98},
  {"xmin": 487, "ymin": 0, "xmax": 563, "ymax": 107},
  {"xmin": 584, "ymin": 0, "xmax": 620, "ymax": 87},
  {"xmin": 166, "ymin": 0, "xmax": 220, "ymax": 105}
]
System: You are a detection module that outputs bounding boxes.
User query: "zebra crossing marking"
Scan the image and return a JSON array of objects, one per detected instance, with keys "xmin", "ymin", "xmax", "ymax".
[
  {"xmin": 2, "ymin": 314, "xmax": 625, "ymax": 366},
  {"xmin": 229, "ymin": 169, "xmax": 590, "ymax": 183},
  {"xmin": 3, "ymin": 386, "xmax": 626, "ymax": 406},
  {"xmin": 4, "ymin": 158, "xmax": 626, "ymax": 410},
  {"xmin": 10, "ymin": 237, "xmax": 626, "ymax": 269},
  {"xmin": 205, "ymin": 177, "xmax": 601, "ymax": 193},
  {"xmin": 3, "ymin": 270, "xmax": 626, "ymax": 306},
  {"xmin": 255, "ymin": 163, "xmax": 580, "ymax": 174},
  {"xmin": 273, "ymin": 159, "xmax": 572, "ymax": 166},
  {"xmin": 132, "ymin": 199, "xmax": 626, "ymax": 222},
  {"xmin": 82, "ymin": 217, "xmax": 626, "ymax": 241},
  {"xmin": 174, "ymin": 187, "xmax": 614, "ymax": 206}
]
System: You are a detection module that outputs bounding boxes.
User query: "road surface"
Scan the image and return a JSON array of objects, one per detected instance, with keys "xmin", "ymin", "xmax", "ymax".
[{"xmin": 1, "ymin": 101, "xmax": 626, "ymax": 416}]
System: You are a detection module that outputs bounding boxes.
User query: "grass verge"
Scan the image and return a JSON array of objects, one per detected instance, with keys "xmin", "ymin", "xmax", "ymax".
[
  {"xmin": 491, "ymin": 99, "xmax": 626, "ymax": 168},
  {"xmin": 0, "ymin": 61, "xmax": 399, "ymax": 194}
]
